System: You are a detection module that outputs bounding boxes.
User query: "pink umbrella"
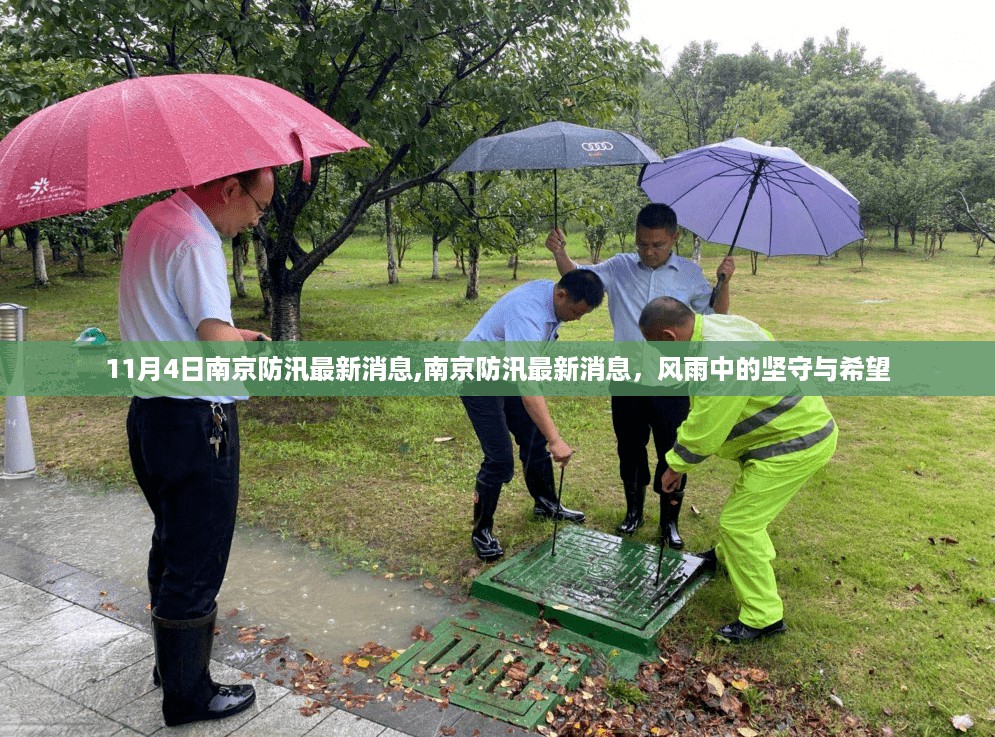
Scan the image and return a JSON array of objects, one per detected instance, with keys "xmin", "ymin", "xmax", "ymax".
[{"xmin": 0, "ymin": 74, "xmax": 369, "ymax": 230}]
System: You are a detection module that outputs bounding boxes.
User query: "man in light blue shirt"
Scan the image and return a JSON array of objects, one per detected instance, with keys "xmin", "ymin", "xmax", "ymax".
[
  {"xmin": 120, "ymin": 168, "xmax": 271, "ymax": 727},
  {"xmin": 461, "ymin": 270, "xmax": 605, "ymax": 561},
  {"xmin": 545, "ymin": 203, "xmax": 734, "ymax": 548}
]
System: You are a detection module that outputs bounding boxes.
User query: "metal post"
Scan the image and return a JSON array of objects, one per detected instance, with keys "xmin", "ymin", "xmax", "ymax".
[{"xmin": 1, "ymin": 303, "xmax": 36, "ymax": 478}]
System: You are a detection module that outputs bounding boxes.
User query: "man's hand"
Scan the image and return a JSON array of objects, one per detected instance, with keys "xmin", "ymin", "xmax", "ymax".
[
  {"xmin": 716, "ymin": 255, "xmax": 735, "ymax": 284},
  {"xmin": 661, "ymin": 467, "xmax": 684, "ymax": 493},
  {"xmin": 545, "ymin": 228, "xmax": 567, "ymax": 254},
  {"xmin": 549, "ymin": 437, "xmax": 574, "ymax": 466}
]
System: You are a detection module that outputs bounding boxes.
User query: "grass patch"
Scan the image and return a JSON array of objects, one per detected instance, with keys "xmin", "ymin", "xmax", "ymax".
[{"xmin": 3, "ymin": 232, "xmax": 995, "ymax": 734}]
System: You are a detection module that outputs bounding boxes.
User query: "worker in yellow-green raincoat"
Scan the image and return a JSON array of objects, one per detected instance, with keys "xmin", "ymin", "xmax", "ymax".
[{"xmin": 639, "ymin": 296, "xmax": 838, "ymax": 643}]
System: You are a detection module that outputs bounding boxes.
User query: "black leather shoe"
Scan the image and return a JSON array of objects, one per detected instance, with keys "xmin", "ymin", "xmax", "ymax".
[
  {"xmin": 532, "ymin": 496, "xmax": 585, "ymax": 523},
  {"xmin": 716, "ymin": 619, "xmax": 786, "ymax": 643},
  {"xmin": 471, "ymin": 529, "xmax": 504, "ymax": 561}
]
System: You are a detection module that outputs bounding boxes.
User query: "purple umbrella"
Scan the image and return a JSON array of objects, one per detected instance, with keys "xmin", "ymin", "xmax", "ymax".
[{"xmin": 639, "ymin": 137, "xmax": 863, "ymax": 305}]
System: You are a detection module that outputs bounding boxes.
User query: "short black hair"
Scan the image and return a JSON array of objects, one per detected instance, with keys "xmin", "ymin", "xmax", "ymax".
[
  {"xmin": 639, "ymin": 296, "xmax": 694, "ymax": 333},
  {"xmin": 636, "ymin": 203, "xmax": 678, "ymax": 232},
  {"xmin": 557, "ymin": 269, "xmax": 605, "ymax": 308}
]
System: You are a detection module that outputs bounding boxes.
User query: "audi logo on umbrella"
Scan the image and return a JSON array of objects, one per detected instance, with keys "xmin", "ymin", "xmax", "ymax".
[{"xmin": 581, "ymin": 141, "xmax": 614, "ymax": 152}]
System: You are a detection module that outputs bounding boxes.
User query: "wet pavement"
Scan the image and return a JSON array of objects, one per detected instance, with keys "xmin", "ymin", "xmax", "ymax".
[{"xmin": 0, "ymin": 475, "xmax": 531, "ymax": 737}]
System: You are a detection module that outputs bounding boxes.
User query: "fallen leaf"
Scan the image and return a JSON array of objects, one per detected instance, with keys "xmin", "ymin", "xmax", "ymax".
[
  {"xmin": 906, "ymin": 583, "xmax": 923, "ymax": 593},
  {"xmin": 434, "ymin": 436, "xmax": 454, "ymax": 443},
  {"xmin": 355, "ymin": 658, "xmax": 371, "ymax": 669},
  {"xmin": 705, "ymin": 672, "xmax": 725, "ymax": 697},
  {"xmin": 690, "ymin": 505, "xmax": 701, "ymax": 516},
  {"xmin": 99, "ymin": 602, "xmax": 119, "ymax": 612},
  {"xmin": 951, "ymin": 714, "xmax": 973, "ymax": 732},
  {"xmin": 830, "ymin": 694, "xmax": 844, "ymax": 708},
  {"xmin": 411, "ymin": 625, "xmax": 434, "ymax": 642},
  {"xmin": 439, "ymin": 727, "xmax": 456, "ymax": 736},
  {"xmin": 551, "ymin": 603, "xmax": 570, "ymax": 611},
  {"xmin": 731, "ymin": 678, "xmax": 749, "ymax": 690},
  {"xmin": 882, "ymin": 728, "xmax": 894, "ymax": 737},
  {"xmin": 98, "ymin": 590, "xmax": 108, "ymax": 597},
  {"xmin": 738, "ymin": 728, "xmax": 759, "ymax": 737},
  {"xmin": 423, "ymin": 581, "xmax": 435, "ymax": 589},
  {"xmin": 225, "ymin": 608, "xmax": 239, "ymax": 618},
  {"xmin": 941, "ymin": 536, "xmax": 959, "ymax": 545}
]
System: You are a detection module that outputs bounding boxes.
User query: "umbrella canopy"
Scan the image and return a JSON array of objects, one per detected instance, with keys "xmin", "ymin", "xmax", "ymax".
[
  {"xmin": 638, "ymin": 137, "xmax": 863, "ymax": 257},
  {"xmin": 0, "ymin": 74, "xmax": 369, "ymax": 230},
  {"xmin": 449, "ymin": 121, "xmax": 661, "ymax": 172},
  {"xmin": 448, "ymin": 121, "xmax": 662, "ymax": 227}
]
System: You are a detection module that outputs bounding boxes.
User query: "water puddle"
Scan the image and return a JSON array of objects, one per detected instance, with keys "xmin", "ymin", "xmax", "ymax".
[{"xmin": 0, "ymin": 475, "xmax": 463, "ymax": 654}]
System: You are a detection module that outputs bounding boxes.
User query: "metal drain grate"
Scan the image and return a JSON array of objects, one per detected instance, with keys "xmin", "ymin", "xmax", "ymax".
[
  {"xmin": 379, "ymin": 620, "xmax": 590, "ymax": 728},
  {"xmin": 471, "ymin": 527, "xmax": 711, "ymax": 655}
]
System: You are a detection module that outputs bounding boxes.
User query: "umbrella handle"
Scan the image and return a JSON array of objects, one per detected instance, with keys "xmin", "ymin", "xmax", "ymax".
[{"xmin": 708, "ymin": 273, "xmax": 725, "ymax": 309}]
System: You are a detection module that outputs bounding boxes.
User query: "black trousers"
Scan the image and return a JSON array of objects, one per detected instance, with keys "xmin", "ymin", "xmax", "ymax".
[
  {"xmin": 611, "ymin": 394, "xmax": 690, "ymax": 493},
  {"xmin": 127, "ymin": 397, "xmax": 239, "ymax": 620},
  {"xmin": 461, "ymin": 395, "xmax": 549, "ymax": 488}
]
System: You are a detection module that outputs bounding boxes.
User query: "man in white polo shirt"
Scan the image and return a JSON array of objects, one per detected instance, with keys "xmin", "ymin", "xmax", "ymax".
[
  {"xmin": 545, "ymin": 203, "xmax": 734, "ymax": 548},
  {"xmin": 119, "ymin": 168, "xmax": 272, "ymax": 726}
]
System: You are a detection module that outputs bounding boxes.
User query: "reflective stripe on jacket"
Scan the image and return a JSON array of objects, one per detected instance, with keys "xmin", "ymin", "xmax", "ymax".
[{"xmin": 664, "ymin": 314, "xmax": 835, "ymax": 472}]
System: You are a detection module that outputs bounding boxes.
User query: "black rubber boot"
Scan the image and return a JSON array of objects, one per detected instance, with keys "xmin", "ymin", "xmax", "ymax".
[
  {"xmin": 472, "ymin": 482, "xmax": 504, "ymax": 561},
  {"xmin": 151, "ymin": 583, "xmax": 161, "ymax": 687},
  {"xmin": 660, "ymin": 490, "xmax": 685, "ymax": 550},
  {"xmin": 152, "ymin": 604, "xmax": 256, "ymax": 727},
  {"xmin": 524, "ymin": 459, "xmax": 585, "ymax": 523},
  {"xmin": 616, "ymin": 482, "xmax": 646, "ymax": 535}
]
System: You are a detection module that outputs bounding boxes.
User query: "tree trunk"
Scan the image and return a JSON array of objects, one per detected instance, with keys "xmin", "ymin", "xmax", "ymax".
[
  {"xmin": 750, "ymin": 251, "xmax": 759, "ymax": 275},
  {"xmin": 24, "ymin": 225, "xmax": 47, "ymax": 285},
  {"xmin": 271, "ymin": 285, "xmax": 302, "ymax": 340},
  {"xmin": 72, "ymin": 237, "xmax": 86, "ymax": 274},
  {"xmin": 692, "ymin": 236, "xmax": 702, "ymax": 264},
  {"xmin": 385, "ymin": 196, "xmax": 399, "ymax": 285},
  {"xmin": 431, "ymin": 237, "xmax": 440, "ymax": 279},
  {"xmin": 252, "ymin": 229, "xmax": 273, "ymax": 322},
  {"xmin": 232, "ymin": 232, "xmax": 248, "ymax": 299},
  {"xmin": 892, "ymin": 224, "xmax": 900, "ymax": 250},
  {"xmin": 3, "ymin": 229, "xmax": 14, "ymax": 249},
  {"xmin": 112, "ymin": 230, "xmax": 124, "ymax": 258},
  {"xmin": 466, "ymin": 244, "xmax": 479, "ymax": 300},
  {"xmin": 512, "ymin": 252, "xmax": 519, "ymax": 280}
]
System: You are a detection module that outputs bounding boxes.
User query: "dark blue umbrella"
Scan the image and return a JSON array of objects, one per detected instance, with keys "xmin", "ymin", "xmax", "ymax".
[
  {"xmin": 639, "ymin": 137, "xmax": 863, "ymax": 305},
  {"xmin": 448, "ymin": 121, "xmax": 662, "ymax": 227}
]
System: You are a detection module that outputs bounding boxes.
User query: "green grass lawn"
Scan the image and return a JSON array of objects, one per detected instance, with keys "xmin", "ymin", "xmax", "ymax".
[{"xmin": 3, "ymin": 231, "xmax": 995, "ymax": 735}]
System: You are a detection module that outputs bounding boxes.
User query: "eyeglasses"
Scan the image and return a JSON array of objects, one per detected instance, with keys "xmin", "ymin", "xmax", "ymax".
[
  {"xmin": 242, "ymin": 185, "xmax": 269, "ymax": 217},
  {"xmin": 636, "ymin": 239, "xmax": 676, "ymax": 251}
]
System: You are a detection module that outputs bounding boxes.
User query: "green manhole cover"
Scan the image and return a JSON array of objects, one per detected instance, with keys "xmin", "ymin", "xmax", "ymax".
[
  {"xmin": 379, "ymin": 618, "xmax": 591, "ymax": 728},
  {"xmin": 471, "ymin": 527, "xmax": 711, "ymax": 655}
]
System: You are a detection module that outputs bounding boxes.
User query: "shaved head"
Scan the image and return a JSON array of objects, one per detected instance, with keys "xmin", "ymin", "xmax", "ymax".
[{"xmin": 639, "ymin": 296, "xmax": 695, "ymax": 341}]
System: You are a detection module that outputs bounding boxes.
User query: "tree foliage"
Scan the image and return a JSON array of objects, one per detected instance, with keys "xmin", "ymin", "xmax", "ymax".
[{"xmin": 5, "ymin": 0, "xmax": 655, "ymax": 337}]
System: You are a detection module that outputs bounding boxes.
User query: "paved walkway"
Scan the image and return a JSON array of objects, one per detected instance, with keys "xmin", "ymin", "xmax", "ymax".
[{"xmin": 0, "ymin": 476, "xmax": 527, "ymax": 737}]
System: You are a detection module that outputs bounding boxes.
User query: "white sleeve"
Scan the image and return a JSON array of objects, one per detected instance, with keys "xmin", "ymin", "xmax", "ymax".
[{"xmin": 172, "ymin": 242, "xmax": 233, "ymax": 331}]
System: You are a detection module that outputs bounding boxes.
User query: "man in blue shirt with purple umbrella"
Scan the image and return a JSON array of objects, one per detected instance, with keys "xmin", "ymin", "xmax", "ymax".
[
  {"xmin": 461, "ymin": 270, "xmax": 605, "ymax": 562},
  {"xmin": 545, "ymin": 203, "xmax": 734, "ymax": 548}
]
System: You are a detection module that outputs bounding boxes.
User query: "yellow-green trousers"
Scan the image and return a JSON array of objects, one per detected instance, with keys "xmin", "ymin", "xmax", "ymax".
[{"xmin": 715, "ymin": 427, "xmax": 838, "ymax": 629}]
